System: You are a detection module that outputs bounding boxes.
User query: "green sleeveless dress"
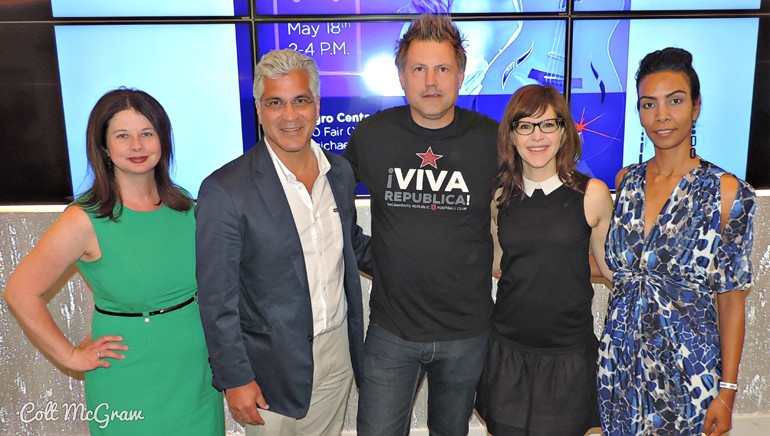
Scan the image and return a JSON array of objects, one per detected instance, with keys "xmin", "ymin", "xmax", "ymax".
[{"xmin": 76, "ymin": 203, "xmax": 224, "ymax": 435}]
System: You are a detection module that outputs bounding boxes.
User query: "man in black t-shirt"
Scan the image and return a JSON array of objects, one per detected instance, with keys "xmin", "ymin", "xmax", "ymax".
[{"xmin": 344, "ymin": 14, "xmax": 498, "ymax": 436}]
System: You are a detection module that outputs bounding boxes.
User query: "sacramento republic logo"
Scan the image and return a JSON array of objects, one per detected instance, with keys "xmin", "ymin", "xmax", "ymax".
[{"xmin": 384, "ymin": 147, "xmax": 471, "ymax": 211}]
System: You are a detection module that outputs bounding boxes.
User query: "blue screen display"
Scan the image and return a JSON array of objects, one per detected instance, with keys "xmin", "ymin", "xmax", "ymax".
[
  {"xmin": 254, "ymin": 0, "xmax": 564, "ymax": 15},
  {"xmin": 56, "ymin": 23, "xmax": 256, "ymax": 199},
  {"xmin": 575, "ymin": 0, "xmax": 762, "ymax": 11},
  {"xmin": 571, "ymin": 17, "xmax": 758, "ymax": 185},
  {"xmin": 257, "ymin": 16, "xmax": 760, "ymax": 190},
  {"xmin": 2, "ymin": 1, "xmax": 766, "ymax": 203},
  {"xmin": 257, "ymin": 19, "xmax": 566, "ymax": 162},
  {"xmin": 52, "ymin": 0, "xmax": 249, "ymax": 17}
]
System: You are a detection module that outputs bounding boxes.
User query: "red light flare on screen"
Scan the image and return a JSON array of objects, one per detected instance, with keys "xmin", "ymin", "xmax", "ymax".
[{"xmin": 574, "ymin": 106, "xmax": 620, "ymax": 142}]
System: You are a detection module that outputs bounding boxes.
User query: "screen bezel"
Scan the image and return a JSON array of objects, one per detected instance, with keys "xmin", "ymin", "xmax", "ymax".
[{"xmin": 1, "ymin": 1, "xmax": 768, "ymax": 204}]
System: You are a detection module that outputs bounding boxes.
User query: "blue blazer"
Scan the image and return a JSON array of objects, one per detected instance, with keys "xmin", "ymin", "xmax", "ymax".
[{"xmin": 195, "ymin": 141, "xmax": 371, "ymax": 418}]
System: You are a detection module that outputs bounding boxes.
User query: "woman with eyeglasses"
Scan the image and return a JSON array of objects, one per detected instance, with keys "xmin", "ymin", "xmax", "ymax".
[
  {"xmin": 475, "ymin": 84, "xmax": 613, "ymax": 435},
  {"xmin": 3, "ymin": 89, "xmax": 224, "ymax": 435},
  {"xmin": 597, "ymin": 47, "xmax": 755, "ymax": 436}
]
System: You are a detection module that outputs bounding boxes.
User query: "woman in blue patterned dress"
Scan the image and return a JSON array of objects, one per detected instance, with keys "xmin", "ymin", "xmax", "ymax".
[{"xmin": 597, "ymin": 47, "xmax": 755, "ymax": 435}]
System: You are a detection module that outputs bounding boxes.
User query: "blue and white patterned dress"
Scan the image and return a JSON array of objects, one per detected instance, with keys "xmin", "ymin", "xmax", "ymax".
[{"xmin": 597, "ymin": 160, "xmax": 755, "ymax": 435}]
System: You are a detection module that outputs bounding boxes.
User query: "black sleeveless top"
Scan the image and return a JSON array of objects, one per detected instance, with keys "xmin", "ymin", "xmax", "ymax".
[{"xmin": 493, "ymin": 181, "xmax": 594, "ymax": 348}]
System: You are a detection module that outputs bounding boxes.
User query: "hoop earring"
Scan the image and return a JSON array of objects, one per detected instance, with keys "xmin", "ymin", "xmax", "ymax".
[
  {"xmin": 690, "ymin": 122, "xmax": 697, "ymax": 159},
  {"xmin": 638, "ymin": 130, "xmax": 645, "ymax": 164}
]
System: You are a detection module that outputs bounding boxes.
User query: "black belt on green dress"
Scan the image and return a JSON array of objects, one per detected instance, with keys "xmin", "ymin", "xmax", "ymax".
[{"xmin": 94, "ymin": 296, "xmax": 195, "ymax": 317}]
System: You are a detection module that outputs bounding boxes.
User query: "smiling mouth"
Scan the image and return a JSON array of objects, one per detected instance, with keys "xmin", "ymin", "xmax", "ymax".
[{"xmin": 129, "ymin": 157, "xmax": 148, "ymax": 163}]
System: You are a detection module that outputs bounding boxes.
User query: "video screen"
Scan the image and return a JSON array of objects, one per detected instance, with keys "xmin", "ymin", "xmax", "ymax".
[
  {"xmin": 254, "ymin": 0, "xmax": 564, "ymax": 15},
  {"xmin": 0, "ymin": 23, "xmax": 71, "ymax": 204},
  {"xmin": 571, "ymin": 17, "xmax": 760, "ymax": 186},
  {"xmin": 257, "ymin": 15, "xmax": 763, "ymax": 191},
  {"xmin": 51, "ymin": 0, "xmax": 249, "ymax": 17},
  {"xmin": 256, "ymin": 18, "xmax": 566, "ymax": 156},
  {"xmin": 56, "ymin": 23, "xmax": 256, "ymax": 199},
  {"xmin": 1, "ymin": 1, "xmax": 768, "ymax": 203},
  {"xmin": 574, "ymin": 0, "xmax": 763, "ymax": 11}
]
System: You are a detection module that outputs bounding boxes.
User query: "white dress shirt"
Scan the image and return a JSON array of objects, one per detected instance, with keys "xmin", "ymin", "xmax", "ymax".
[{"xmin": 265, "ymin": 140, "xmax": 346, "ymax": 337}]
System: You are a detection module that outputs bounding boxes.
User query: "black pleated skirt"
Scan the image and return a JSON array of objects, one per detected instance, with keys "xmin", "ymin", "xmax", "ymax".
[{"xmin": 475, "ymin": 329, "xmax": 601, "ymax": 435}]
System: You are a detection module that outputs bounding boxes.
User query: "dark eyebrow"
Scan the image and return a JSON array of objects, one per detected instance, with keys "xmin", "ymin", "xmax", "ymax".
[
  {"xmin": 639, "ymin": 89, "xmax": 688, "ymax": 101},
  {"xmin": 264, "ymin": 94, "xmax": 312, "ymax": 101},
  {"xmin": 665, "ymin": 89, "xmax": 688, "ymax": 98}
]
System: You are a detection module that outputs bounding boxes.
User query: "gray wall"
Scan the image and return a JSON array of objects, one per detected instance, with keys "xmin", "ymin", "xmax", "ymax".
[{"xmin": 1, "ymin": 196, "xmax": 768, "ymax": 434}]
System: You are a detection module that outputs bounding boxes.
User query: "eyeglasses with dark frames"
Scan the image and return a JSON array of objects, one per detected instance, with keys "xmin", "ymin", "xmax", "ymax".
[
  {"xmin": 260, "ymin": 97, "xmax": 315, "ymax": 111},
  {"xmin": 511, "ymin": 118, "xmax": 564, "ymax": 135}
]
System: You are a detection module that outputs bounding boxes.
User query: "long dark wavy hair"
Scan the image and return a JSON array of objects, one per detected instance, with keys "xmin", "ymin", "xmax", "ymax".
[
  {"xmin": 78, "ymin": 89, "xmax": 193, "ymax": 220},
  {"xmin": 494, "ymin": 84, "xmax": 587, "ymax": 208}
]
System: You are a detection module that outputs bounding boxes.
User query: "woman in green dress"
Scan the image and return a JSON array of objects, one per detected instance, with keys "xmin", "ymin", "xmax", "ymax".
[{"xmin": 4, "ymin": 89, "xmax": 224, "ymax": 435}]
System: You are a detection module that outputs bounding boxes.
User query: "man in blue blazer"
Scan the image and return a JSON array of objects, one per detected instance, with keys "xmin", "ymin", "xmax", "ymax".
[{"xmin": 195, "ymin": 49, "xmax": 371, "ymax": 435}]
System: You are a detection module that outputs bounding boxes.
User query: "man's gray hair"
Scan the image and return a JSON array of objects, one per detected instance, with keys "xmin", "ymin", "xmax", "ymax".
[{"xmin": 253, "ymin": 49, "xmax": 320, "ymax": 102}]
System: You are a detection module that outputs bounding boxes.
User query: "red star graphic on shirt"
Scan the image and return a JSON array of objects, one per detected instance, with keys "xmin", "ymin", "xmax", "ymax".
[{"xmin": 416, "ymin": 147, "xmax": 443, "ymax": 169}]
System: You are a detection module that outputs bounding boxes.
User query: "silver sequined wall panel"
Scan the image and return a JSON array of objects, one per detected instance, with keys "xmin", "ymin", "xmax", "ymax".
[{"xmin": 1, "ymin": 197, "xmax": 768, "ymax": 434}]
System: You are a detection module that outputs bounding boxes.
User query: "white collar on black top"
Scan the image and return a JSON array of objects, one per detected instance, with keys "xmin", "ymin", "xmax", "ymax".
[{"xmin": 523, "ymin": 173, "xmax": 563, "ymax": 197}]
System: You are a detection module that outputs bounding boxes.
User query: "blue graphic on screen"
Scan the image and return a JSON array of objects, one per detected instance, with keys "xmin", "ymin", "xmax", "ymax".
[
  {"xmin": 256, "ymin": 15, "xmax": 760, "ymax": 191},
  {"xmin": 52, "ymin": 0, "xmax": 248, "ymax": 17},
  {"xmin": 574, "ymin": 0, "xmax": 761, "ymax": 11},
  {"xmin": 571, "ymin": 17, "xmax": 758, "ymax": 187},
  {"xmin": 257, "ymin": 19, "xmax": 565, "ymax": 153},
  {"xmin": 569, "ymin": 18, "xmax": 629, "ymax": 187},
  {"xmin": 257, "ymin": 18, "xmax": 565, "ymax": 196},
  {"xmin": 55, "ymin": 24, "xmax": 254, "ymax": 199},
  {"xmin": 254, "ymin": 0, "xmax": 563, "ymax": 15}
]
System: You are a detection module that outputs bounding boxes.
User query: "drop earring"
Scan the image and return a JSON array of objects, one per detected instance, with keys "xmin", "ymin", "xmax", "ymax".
[
  {"xmin": 638, "ymin": 130, "xmax": 645, "ymax": 164},
  {"xmin": 690, "ymin": 122, "xmax": 697, "ymax": 159},
  {"xmin": 104, "ymin": 147, "xmax": 113, "ymax": 170}
]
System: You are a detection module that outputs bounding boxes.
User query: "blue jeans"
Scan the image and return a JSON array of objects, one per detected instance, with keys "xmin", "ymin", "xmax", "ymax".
[{"xmin": 356, "ymin": 324, "xmax": 489, "ymax": 436}]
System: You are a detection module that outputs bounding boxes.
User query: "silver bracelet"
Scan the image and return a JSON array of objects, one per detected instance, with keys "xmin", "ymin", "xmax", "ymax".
[{"xmin": 719, "ymin": 381, "xmax": 738, "ymax": 391}]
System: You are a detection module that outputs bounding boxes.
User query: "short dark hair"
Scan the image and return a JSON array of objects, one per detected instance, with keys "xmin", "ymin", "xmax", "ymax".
[
  {"xmin": 395, "ymin": 14, "xmax": 466, "ymax": 73},
  {"xmin": 80, "ymin": 88, "xmax": 192, "ymax": 220},
  {"xmin": 635, "ymin": 47, "xmax": 700, "ymax": 109}
]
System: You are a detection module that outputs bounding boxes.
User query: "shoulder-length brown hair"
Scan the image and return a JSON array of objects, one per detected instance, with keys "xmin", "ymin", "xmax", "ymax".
[
  {"xmin": 494, "ymin": 84, "xmax": 587, "ymax": 208},
  {"xmin": 78, "ymin": 88, "xmax": 193, "ymax": 220}
]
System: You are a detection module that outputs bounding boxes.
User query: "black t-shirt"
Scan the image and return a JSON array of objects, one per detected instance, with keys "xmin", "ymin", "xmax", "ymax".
[{"xmin": 344, "ymin": 106, "xmax": 498, "ymax": 341}]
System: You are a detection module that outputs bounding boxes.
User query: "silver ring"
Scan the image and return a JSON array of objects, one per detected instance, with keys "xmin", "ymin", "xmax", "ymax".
[{"xmin": 97, "ymin": 351, "xmax": 100, "ymax": 358}]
